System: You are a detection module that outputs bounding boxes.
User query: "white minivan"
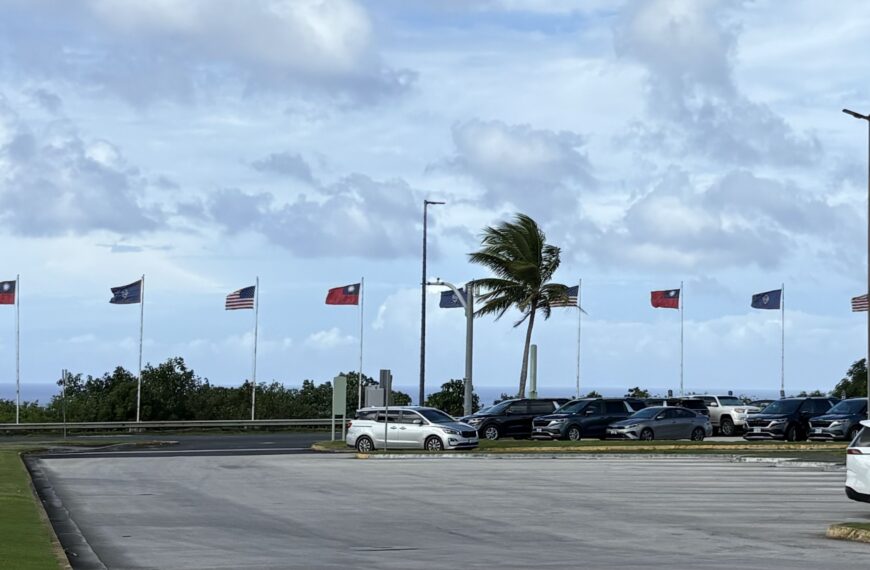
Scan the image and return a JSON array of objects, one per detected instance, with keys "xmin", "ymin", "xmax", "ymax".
[
  {"xmin": 846, "ymin": 419, "xmax": 870, "ymax": 503},
  {"xmin": 347, "ymin": 406, "xmax": 479, "ymax": 452}
]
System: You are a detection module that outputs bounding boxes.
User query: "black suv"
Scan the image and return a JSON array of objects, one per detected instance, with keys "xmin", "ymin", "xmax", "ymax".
[
  {"xmin": 531, "ymin": 398, "xmax": 647, "ymax": 441},
  {"xmin": 808, "ymin": 398, "xmax": 868, "ymax": 442},
  {"xmin": 744, "ymin": 397, "xmax": 838, "ymax": 441},
  {"xmin": 464, "ymin": 398, "xmax": 570, "ymax": 440}
]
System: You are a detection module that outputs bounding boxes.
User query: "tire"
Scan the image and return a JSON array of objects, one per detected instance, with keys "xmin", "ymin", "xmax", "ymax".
[
  {"xmin": 785, "ymin": 424, "xmax": 800, "ymax": 442},
  {"xmin": 691, "ymin": 427, "xmax": 705, "ymax": 441},
  {"xmin": 719, "ymin": 416, "xmax": 735, "ymax": 437},
  {"xmin": 424, "ymin": 436, "xmax": 444, "ymax": 452},
  {"xmin": 566, "ymin": 425, "xmax": 582, "ymax": 441},
  {"xmin": 355, "ymin": 436, "xmax": 374, "ymax": 453},
  {"xmin": 639, "ymin": 428, "xmax": 654, "ymax": 441},
  {"xmin": 482, "ymin": 424, "xmax": 501, "ymax": 441}
]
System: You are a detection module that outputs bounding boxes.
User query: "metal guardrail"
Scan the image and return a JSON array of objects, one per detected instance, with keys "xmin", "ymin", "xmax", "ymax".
[{"xmin": 0, "ymin": 418, "xmax": 335, "ymax": 431}]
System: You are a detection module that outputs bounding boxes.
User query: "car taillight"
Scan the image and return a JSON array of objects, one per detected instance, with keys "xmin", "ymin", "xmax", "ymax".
[{"xmin": 847, "ymin": 448, "xmax": 863, "ymax": 455}]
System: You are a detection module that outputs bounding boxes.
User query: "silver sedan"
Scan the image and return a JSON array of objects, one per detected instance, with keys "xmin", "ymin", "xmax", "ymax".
[{"xmin": 606, "ymin": 406, "xmax": 712, "ymax": 441}]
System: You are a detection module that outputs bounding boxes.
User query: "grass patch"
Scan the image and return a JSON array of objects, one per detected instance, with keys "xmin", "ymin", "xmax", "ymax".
[{"xmin": 0, "ymin": 450, "xmax": 60, "ymax": 570}]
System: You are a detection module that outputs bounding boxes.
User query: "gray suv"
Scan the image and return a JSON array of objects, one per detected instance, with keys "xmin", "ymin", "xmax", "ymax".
[
  {"xmin": 347, "ymin": 406, "xmax": 479, "ymax": 452},
  {"xmin": 808, "ymin": 398, "xmax": 868, "ymax": 442}
]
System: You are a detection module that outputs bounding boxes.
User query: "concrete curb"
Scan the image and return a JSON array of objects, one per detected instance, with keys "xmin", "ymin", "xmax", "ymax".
[
  {"xmin": 311, "ymin": 443, "xmax": 355, "ymax": 453},
  {"xmin": 353, "ymin": 452, "xmax": 842, "ymax": 468},
  {"xmin": 827, "ymin": 523, "xmax": 870, "ymax": 544},
  {"xmin": 20, "ymin": 453, "xmax": 74, "ymax": 570}
]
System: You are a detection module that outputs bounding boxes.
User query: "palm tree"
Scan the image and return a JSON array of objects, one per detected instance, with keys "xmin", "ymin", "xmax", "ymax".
[{"xmin": 469, "ymin": 213, "xmax": 569, "ymax": 398}]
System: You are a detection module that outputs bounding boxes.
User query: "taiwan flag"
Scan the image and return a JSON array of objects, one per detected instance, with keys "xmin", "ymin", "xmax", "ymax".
[
  {"xmin": 0, "ymin": 280, "xmax": 15, "ymax": 305},
  {"xmin": 326, "ymin": 283, "xmax": 360, "ymax": 305},
  {"xmin": 651, "ymin": 289, "xmax": 680, "ymax": 309}
]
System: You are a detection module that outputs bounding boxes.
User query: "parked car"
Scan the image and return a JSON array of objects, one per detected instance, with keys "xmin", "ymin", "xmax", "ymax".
[
  {"xmin": 808, "ymin": 398, "xmax": 869, "ymax": 442},
  {"xmin": 750, "ymin": 399, "xmax": 775, "ymax": 409},
  {"xmin": 846, "ymin": 420, "xmax": 870, "ymax": 503},
  {"xmin": 463, "ymin": 398, "xmax": 570, "ymax": 440},
  {"xmin": 606, "ymin": 406, "xmax": 712, "ymax": 441},
  {"xmin": 346, "ymin": 406, "xmax": 479, "ymax": 452},
  {"xmin": 531, "ymin": 398, "xmax": 646, "ymax": 441},
  {"xmin": 743, "ymin": 397, "xmax": 838, "ymax": 441},
  {"xmin": 697, "ymin": 395, "xmax": 761, "ymax": 436}
]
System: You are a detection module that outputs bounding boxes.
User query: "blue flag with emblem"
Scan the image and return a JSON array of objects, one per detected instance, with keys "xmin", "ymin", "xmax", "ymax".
[
  {"xmin": 439, "ymin": 288, "xmax": 466, "ymax": 308},
  {"xmin": 110, "ymin": 280, "xmax": 142, "ymax": 304},
  {"xmin": 751, "ymin": 289, "xmax": 781, "ymax": 310}
]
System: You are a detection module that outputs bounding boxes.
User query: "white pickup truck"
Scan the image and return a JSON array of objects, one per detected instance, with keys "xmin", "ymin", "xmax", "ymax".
[{"xmin": 697, "ymin": 395, "xmax": 761, "ymax": 436}]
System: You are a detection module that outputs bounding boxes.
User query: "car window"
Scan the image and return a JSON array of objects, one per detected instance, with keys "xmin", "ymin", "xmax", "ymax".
[
  {"xmin": 681, "ymin": 400, "xmax": 705, "ymax": 410},
  {"xmin": 528, "ymin": 400, "xmax": 554, "ymax": 414},
  {"xmin": 805, "ymin": 399, "xmax": 831, "ymax": 414},
  {"xmin": 659, "ymin": 409, "xmax": 676, "ymax": 419},
  {"xmin": 507, "ymin": 402, "xmax": 530, "ymax": 414},
  {"xmin": 375, "ymin": 411, "xmax": 401, "ymax": 423},
  {"xmin": 356, "ymin": 410, "xmax": 377, "ymax": 420},
  {"xmin": 581, "ymin": 401, "xmax": 604, "ymax": 415},
  {"xmin": 700, "ymin": 396, "xmax": 716, "ymax": 404},
  {"xmin": 605, "ymin": 401, "xmax": 626, "ymax": 414},
  {"xmin": 854, "ymin": 427, "xmax": 870, "ymax": 447},
  {"xmin": 673, "ymin": 408, "xmax": 695, "ymax": 419},
  {"xmin": 400, "ymin": 411, "xmax": 423, "ymax": 424}
]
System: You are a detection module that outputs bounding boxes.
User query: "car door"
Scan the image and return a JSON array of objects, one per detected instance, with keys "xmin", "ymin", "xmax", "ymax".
[
  {"xmin": 396, "ymin": 410, "xmax": 427, "ymax": 448},
  {"xmin": 655, "ymin": 408, "xmax": 680, "ymax": 439},
  {"xmin": 373, "ymin": 410, "xmax": 402, "ymax": 448},
  {"xmin": 671, "ymin": 408, "xmax": 697, "ymax": 439},
  {"xmin": 579, "ymin": 400, "xmax": 607, "ymax": 436}
]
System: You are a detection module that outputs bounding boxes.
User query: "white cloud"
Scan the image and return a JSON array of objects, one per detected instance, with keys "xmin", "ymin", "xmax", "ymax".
[{"xmin": 304, "ymin": 327, "xmax": 355, "ymax": 349}]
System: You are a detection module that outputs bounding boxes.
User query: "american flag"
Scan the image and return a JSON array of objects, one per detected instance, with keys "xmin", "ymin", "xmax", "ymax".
[
  {"xmin": 226, "ymin": 285, "xmax": 255, "ymax": 310},
  {"xmin": 551, "ymin": 285, "xmax": 579, "ymax": 308},
  {"xmin": 852, "ymin": 294, "xmax": 869, "ymax": 312}
]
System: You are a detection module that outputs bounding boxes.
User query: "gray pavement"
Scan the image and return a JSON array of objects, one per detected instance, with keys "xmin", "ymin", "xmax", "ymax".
[{"xmin": 36, "ymin": 454, "xmax": 870, "ymax": 569}]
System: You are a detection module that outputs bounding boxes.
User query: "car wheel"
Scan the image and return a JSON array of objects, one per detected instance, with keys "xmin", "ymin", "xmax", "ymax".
[
  {"xmin": 424, "ymin": 436, "xmax": 444, "ymax": 452},
  {"xmin": 567, "ymin": 425, "xmax": 582, "ymax": 441},
  {"xmin": 482, "ymin": 425, "xmax": 500, "ymax": 440},
  {"xmin": 640, "ymin": 428, "xmax": 654, "ymax": 441},
  {"xmin": 355, "ymin": 436, "xmax": 374, "ymax": 453},
  {"xmin": 719, "ymin": 417, "xmax": 735, "ymax": 436},
  {"xmin": 691, "ymin": 427, "xmax": 705, "ymax": 441},
  {"xmin": 785, "ymin": 424, "xmax": 800, "ymax": 442}
]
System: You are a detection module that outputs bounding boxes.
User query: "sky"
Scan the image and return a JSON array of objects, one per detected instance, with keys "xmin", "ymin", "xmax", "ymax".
[{"xmin": 1, "ymin": 0, "xmax": 869, "ymax": 404}]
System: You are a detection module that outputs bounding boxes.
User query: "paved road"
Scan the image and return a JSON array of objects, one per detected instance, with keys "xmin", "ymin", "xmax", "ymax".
[{"xmin": 36, "ymin": 455, "xmax": 870, "ymax": 569}]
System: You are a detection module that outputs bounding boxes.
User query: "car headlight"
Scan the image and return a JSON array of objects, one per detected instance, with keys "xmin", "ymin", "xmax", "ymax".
[
  {"xmin": 735, "ymin": 408, "xmax": 747, "ymax": 413},
  {"xmin": 769, "ymin": 419, "xmax": 786, "ymax": 426},
  {"xmin": 828, "ymin": 421, "xmax": 843, "ymax": 427},
  {"xmin": 548, "ymin": 419, "xmax": 566, "ymax": 426},
  {"xmin": 440, "ymin": 427, "xmax": 460, "ymax": 435},
  {"xmin": 466, "ymin": 417, "xmax": 482, "ymax": 425},
  {"xmin": 622, "ymin": 424, "xmax": 638, "ymax": 430}
]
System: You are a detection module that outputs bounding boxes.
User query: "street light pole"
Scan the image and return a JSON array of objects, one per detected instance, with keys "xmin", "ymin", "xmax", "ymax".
[
  {"xmin": 843, "ymin": 108, "xmax": 870, "ymax": 420},
  {"xmin": 427, "ymin": 278, "xmax": 474, "ymax": 416},
  {"xmin": 420, "ymin": 199, "xmax": 445, "ymax": 405}
]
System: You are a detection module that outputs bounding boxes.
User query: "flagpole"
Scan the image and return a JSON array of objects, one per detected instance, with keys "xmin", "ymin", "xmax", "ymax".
[
  {"xmin": 15, "ymin": 274, "xmax": 20, "ymax": 425},
  {"xmin": 358, "ymin": 277, "xmax": 365, "ymax": 410},
  {"xmin": 251, "ymin": 276, "xmax": 259, "ymax": 421},
  {"xmin": 137, "ymin": 274, "xmax": 144, "ymax": 423},
  {"xmin": 680, "ymin": 280, "xmax": 684, "ymax": 397},
  {"xmin": 779, "ymin": 283, "xmax": 785, "ymax": 398},
  {"xmin": 575, "ymin": 278, "xmax": 582, "ymax": 398}
]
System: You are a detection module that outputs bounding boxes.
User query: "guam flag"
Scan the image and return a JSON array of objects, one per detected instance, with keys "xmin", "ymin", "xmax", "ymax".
[{"xmin": 751, "ymin": 289, "xmax": 782, "ymax": 310}]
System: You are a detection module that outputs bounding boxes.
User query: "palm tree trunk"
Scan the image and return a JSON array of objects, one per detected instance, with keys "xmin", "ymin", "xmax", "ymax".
[{"xmin": 517, "ymin": 304, "xmax": 537, "ymax": 397}]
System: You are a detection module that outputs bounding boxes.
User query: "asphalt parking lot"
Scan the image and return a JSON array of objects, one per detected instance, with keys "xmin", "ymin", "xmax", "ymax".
[{"xmin": 36, "ymin": 453, "xmax": 870, "ymax": 569}]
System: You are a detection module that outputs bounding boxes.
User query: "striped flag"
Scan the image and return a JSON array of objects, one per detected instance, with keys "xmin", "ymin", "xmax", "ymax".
[
  {"xmin": 226, "ymin": 286, "xmax": 255, "ymax": 310},
  {"xmin": 852, "ymin": 294, "xmax": 869, "ymax": 312},
  {"xmin": 551, "ymin": 285, "xmax": 579, "ymax": 308}
]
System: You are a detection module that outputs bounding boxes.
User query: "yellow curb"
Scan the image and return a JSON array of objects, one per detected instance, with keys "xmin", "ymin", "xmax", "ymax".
[{"xmin": 827, "ymin": 524, "xmax": 870, "ymax": 544}]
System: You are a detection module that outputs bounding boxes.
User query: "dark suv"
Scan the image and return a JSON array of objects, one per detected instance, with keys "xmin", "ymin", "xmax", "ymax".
[
  {"xmin": 744, "ymin": 397, "xmax": 838, "ymax": 441},
  {"xmin": 464, "ymin": 398, "xmax": 570, "ymax": 440},
  {"xmin": 531, "ymin": 398, "xmax": 646, "ymax": 441},
  {"xmin": 808, "ymin": 398, "xmax": 868, "ymax": 442}
]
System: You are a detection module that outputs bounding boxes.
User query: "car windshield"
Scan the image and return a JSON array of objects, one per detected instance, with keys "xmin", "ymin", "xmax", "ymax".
[
  {"xmin": 478, "ymin": 400, "xmax": 513, "ymax": 415},
  {"xmin": 829, "ymin": 399, "xmax": 867, "ymax": 415},
  {"xmin": 418, "ymin": 409, "xmax": 455, "ymax": 424},
  {"xmin": 555, "ymin": 400, "xmax": 591, "ymax": 414},
  {"xmin": 718, "ymin": 397, "xmax": 743, "ymax": 406},
  {"xmin": 629, "ymin": 407, "xmax": 661, "ymax": 419},
  {"xmin": 761, "ymin": 400, "xmax": 801, "ymax": 414}
]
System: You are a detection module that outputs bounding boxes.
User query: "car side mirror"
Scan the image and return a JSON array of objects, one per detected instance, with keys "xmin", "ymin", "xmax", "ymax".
[
  {"xmin": 708, "ymin": 402, "xmax": 718, "ymax": 407},
  {"xmin": 655, "ymin": 414, "xmax": 665, "ymax": 421},
  {"xmin": 412, "ymin": 419, "xmax": 423, "ymax": 425}
]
